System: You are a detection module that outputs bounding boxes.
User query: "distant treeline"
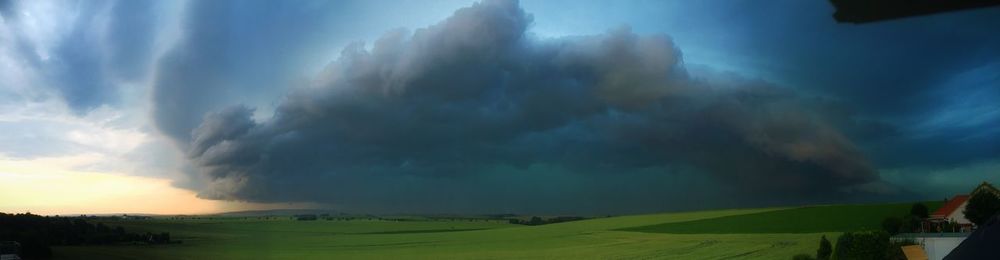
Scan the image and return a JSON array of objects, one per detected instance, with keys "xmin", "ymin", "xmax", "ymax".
[
  {"xmin": 287, "ymin": 214, "xmax": 517, "ymax": 223},
  {"xmin": 509, "ymin": 216, "xmax": 587, "ymax": 226},
  {"xmin": 284, "ymin": 214, "xmax": 588, "ymax": 225},
  {"xmin": 158, "ymin": 213, "xmax": 589, "ymax": 225},
  {"xmin": 0, "ymin": 212, "xmax": 174, "ymax": 259}
]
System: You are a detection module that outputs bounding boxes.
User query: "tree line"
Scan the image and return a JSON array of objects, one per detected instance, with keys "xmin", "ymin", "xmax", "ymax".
[
  {"xmin": 793, "ymin": 231, "xmax": 916, "ymax": 260},
  {"xmin": 0, "ymin": 212, "xmax": 174, "ymax": 259},
  {"xmin": 508, "ymin": 216, "xmax": 587, "ymax": 226}
]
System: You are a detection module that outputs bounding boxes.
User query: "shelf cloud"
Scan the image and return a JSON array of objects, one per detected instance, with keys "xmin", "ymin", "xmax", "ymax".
[{"xmin": 169, "ymin": 0, "xmax": 881, "ymax": 212}]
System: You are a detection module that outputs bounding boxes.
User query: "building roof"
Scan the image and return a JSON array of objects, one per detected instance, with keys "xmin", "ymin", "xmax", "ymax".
[{"xmin": 931, "ymin": 195, "xmax": 969, "ymax": 219}]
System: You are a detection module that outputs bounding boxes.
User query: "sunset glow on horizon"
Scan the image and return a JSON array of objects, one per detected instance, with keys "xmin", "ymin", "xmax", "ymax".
[{"xmin": 0, "ymin": 154, "xmax": 309, "ymax": 215}]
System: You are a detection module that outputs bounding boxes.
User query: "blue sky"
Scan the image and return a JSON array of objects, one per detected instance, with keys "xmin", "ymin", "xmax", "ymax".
[{"xmin": 0, "ymin": 0, "xmax": 998, "ymax": 214}]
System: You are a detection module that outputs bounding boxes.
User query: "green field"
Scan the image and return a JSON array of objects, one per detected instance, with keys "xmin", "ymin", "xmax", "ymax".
[
  {"xmin": 622, "ymin": 201, "xmax": 943, "ymax": 234},
  {"xmin": 51, "ymin": 202, "xmax": 938, "ymax": 259}
]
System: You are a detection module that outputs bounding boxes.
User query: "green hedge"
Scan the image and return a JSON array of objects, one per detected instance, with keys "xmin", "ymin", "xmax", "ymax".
[{"xmin": 832, "ymin": 230, "xmax": 889, "ymax": 260}]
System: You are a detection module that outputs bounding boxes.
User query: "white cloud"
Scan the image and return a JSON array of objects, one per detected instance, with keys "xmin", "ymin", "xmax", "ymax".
[
  {"xmin": 0, "ymin": 98, "xmax": 180, "ymax": 179},
  {"xmin": 0, "ymin": 0, "xmax": 187, "ymax": 180}
]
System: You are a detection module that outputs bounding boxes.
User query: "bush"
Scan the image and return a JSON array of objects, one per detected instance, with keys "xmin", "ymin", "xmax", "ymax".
[
  {"xmin": 16, "ymin": 232, "xmax": 52, "ymax": 259},
  {"xmin": 881, "ymin": 217, "xmax": 902, "ymax": 235},
  {"xmin": 793, "ymin": 253, "xmax": 816, "ymax": 260},
  {"xmin": 509, "ymin": 216, "xmax": 586, "ymax": 226},
  {"xmin": 817, "ymin": 235, "xmax": 832, "ymax": 260},
  {"xmin": 964, "ymin": 190, "xmax": 1000, "ymax": 226},
  {"xmin": 833, "ymin": 230, "xmax": 889, "ymax": 260},
  {"xmin": 899, "ymin": 215, "xmax": 922, "ymax": 233},
  {"xmin": 146, "ymin": 232, "xmax": 171, "ymax": 244},
  {"xmin": 909, "ymin": 203, "xmax": 929, "ymax": 219}
]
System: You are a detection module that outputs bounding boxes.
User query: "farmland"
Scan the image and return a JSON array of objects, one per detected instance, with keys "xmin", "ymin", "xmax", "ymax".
[
  {"xmin": 622, "ymin": 201, "xmax": 944, "ymax": 234},
  {"xmin": 51, "ymin": 202, "xmax": 936, "ymax": 259}
]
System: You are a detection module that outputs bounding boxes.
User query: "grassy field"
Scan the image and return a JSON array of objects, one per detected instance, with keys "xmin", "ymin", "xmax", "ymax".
[
  {"xmin": 51, "ymin": 202, "xmax": 938, "ymax": 259},
  {"xmin": 622, "ymin": 201, "xmax": 943, "ymax": 234}
]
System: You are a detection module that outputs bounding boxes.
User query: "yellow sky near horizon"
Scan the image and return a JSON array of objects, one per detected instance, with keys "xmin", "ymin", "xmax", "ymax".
[{"xmin": 0, "ymin": 154, "xmax": 302, "ymax": 215}]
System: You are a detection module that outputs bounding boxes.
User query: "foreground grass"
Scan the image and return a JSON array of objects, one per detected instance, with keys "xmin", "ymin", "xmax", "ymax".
[
  {"xmin": 621, "ymin": 201, "xmax": 943, "ymax": 234},
  {"xmin": 52, "ymin": 204, "xmax": 924, "ymax": 259}
]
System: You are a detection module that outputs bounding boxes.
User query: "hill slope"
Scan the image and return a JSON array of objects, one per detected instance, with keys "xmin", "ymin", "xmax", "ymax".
[
  {"xmin": 620, "ymin": 201, "xmax": 943, "ymax": 234},
  {"xmin": 52, "ymin": 202, "xmax": 939, "ymax": 259}
]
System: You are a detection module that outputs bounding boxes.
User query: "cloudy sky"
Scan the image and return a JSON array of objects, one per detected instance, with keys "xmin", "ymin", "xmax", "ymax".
[{"xmin": 1, "ymin": 0, "xmax": 998, "ymax": 215}]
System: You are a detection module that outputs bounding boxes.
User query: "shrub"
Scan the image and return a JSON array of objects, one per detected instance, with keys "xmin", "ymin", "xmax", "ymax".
[
  {"xmin": 964, "ymin": 189, "xmax": 1000, "ymax": 226},
  {"xmin": 832, "ymin": 230, "xmax": 889, "ymax": 260},
  {"xmin": 527, "ymin": 216, "xmax": 545, "ymax": 226},
  {"xmin": 899, "ymin": 215, "xmax": 922, "ymax": 233},
  {"xmin": 817, "ymin": 235, "xmax": 832, "ymax": 260},
  {"xmin": 16, "ymin": 232, "xmax": 52, "ymax": 259},
  {"xmin": 881, "ymin": 217, "xmax": 902, "ymax": 235},
  {"xmin": 909, "ymin": 203, "xmax": 929, "ymax": 219}
]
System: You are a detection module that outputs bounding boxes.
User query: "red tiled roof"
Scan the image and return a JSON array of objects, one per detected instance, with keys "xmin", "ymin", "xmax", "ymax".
[{"xmin": 931, "ymin": 195, "xmax": 969, "ymax": 218}]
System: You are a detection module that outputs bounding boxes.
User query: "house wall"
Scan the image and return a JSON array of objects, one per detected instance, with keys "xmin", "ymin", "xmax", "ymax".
[
  {"xmin": 946, "ymin": 201, "xmax": 971, "ymax": 224},
  {"xmin": 895, "ymin": 236, "xmax": 967, "ymax": 260}
]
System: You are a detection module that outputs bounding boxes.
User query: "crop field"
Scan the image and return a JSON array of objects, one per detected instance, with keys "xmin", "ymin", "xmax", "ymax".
[
  {"xmin": 51, "ymin": 202, "xmax": 937, "ymax": 259},
  {"xmin": 622, "ymin": 201, "xmax": 944, "ymax": 234}
]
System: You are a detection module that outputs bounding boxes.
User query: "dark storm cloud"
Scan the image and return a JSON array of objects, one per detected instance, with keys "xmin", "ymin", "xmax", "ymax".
[
  {"xmin": 528, "ymin": 0, "xmax": 1000, "ymax": 173},
  {"xmin": 668, "ymin": 1, "xmax": 1000, "ymax": 115},
  {"xmin": 150, "ymin": 0, "xmax": 371, "ymax": 142},
  {"xmin": 658, "ymin": 0, "xmax": 1000, "ymax": 169},
  {"xmin": 866, "ymin": 63, "xmax": 1000, "ymax": 169},
  {"xmin": 176, "ymin": 0, "xmax": 882, "ymax": 212}
]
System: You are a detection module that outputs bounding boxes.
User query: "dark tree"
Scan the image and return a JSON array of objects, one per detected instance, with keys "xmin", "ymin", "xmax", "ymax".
[
  {"xmin": 527, "ymin": 216, "xmax": 545, "ymax": 226},
  {"xmin": 881, "ymin": 217, "xmax": 902, "ymax": 235},
  {"xmin": 832, "ymin": 230, "xmax": 890, "ymax": 260},
  {"xmin": 0, "ymin": 212, "xmax": 173, "ymax": 258},
  {"xmin": 155, "ymin": 232, "xmax": 171, "ymax": 244},
  {"xmin": 817, "ymin": 235, "xmax": 832, "ymax": 260},
  {"xmin": 963, "ymin": 191, "xmax": 1000, "ymax": 226},
  {"xmin": 900, "ymin": 215, "xmax": 922, "ymax": 233},
  {"xmin": 909, "ymin": 203, "xmax": 929, "ymax": 219},
  {"xmin": 792, "ymin": 254, "xmax": 815, "ymax": 260},
  {"xmin": 15, "ymin": 231, "xmax": 51, "ymax": 259}
]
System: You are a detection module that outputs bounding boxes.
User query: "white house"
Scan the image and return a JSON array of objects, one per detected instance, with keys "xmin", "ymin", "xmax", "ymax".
[
  {"xmin": 930, "ymin": 182, "xmax": 1000, "ymax": 227},
  {"xmin": 930, "ymin": 195, "xmax": 971, "ymax": 225},
  {"xmin": 900, "ymin": 182, "xmax": 1000, "ymax": 260}
]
